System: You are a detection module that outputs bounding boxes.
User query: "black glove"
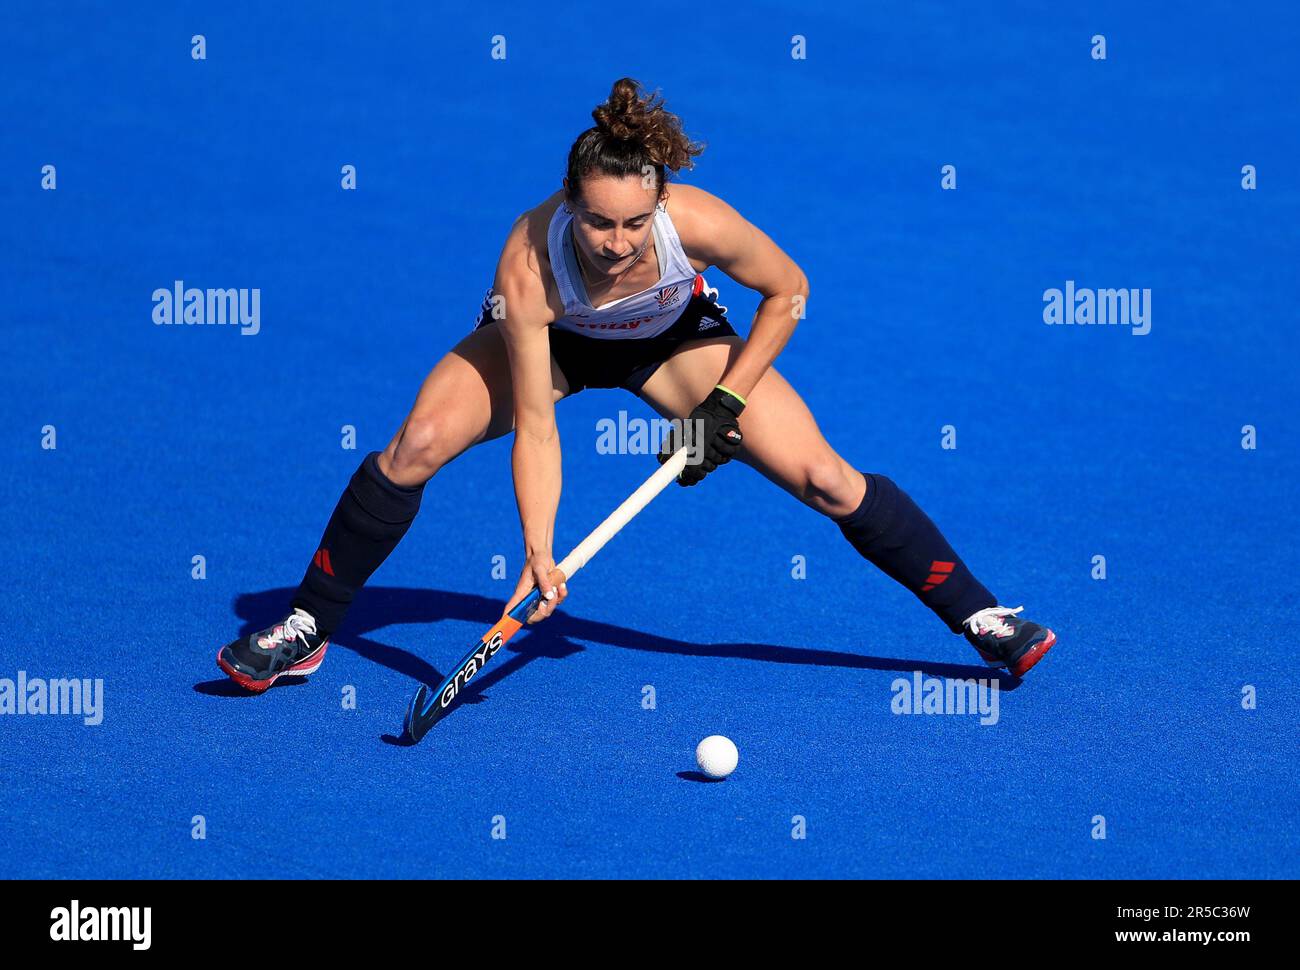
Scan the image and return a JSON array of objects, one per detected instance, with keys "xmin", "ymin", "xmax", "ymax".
[{"xmin": 658, "ymin": 386, "xmax": 745, "ymax": 486}]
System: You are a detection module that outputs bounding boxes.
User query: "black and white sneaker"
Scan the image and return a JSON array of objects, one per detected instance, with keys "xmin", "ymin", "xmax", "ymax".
[
  {"xmin": 963, "ymin": 606, "xmax": 1056, "ymax": 678},
  {"xmin": 217, "ymin": 608, "xmax": 329, "ymax": 693}
]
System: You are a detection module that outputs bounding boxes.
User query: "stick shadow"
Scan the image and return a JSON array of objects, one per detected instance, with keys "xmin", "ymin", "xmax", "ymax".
[{"xmin": 194, "ymin": 585, "xmax": 1021, "ymax": 703}]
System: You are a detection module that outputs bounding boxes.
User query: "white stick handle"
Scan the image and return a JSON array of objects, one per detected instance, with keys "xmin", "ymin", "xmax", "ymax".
[{"xmin": 555, "ymin": 447, "xmax": 688, "ymax": 582}]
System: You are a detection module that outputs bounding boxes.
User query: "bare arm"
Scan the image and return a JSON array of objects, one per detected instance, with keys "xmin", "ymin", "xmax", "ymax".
[
  {"xmin": 494, "ymin": 210, "xmax": 569, "ymax": 620},
  {"xmin": 673, "ymin": 186, "xmax": 810, "ymax": 400},
  {"xmin": 496, "ymin": 218, "xmax": 561, "ymax": 558}
]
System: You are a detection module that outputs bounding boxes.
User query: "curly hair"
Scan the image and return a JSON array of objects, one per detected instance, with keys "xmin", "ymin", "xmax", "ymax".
[{"xmin": 565, "ymin": 78, "xmax": 704, "ymax": 203}]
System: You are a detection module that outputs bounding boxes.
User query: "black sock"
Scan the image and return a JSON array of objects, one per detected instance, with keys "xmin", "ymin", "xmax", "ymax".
[
  {"xmin": 291, "ymin": 451, "xmax": 424, "ymax": 635},
  {"xmin": 835, "ymin": 473, "xmax": 995, "ymax": 633}
]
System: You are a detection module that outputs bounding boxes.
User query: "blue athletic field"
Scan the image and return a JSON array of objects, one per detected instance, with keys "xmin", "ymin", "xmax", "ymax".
[{"xmin": 1, "ymin": 1, "xmax": 1295, "ymax": 878}]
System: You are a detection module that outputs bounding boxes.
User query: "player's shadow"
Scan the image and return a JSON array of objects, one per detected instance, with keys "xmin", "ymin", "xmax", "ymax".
[{"xmin": 194, "ymin": 585, "xmax": 1021, "ymax": 706}]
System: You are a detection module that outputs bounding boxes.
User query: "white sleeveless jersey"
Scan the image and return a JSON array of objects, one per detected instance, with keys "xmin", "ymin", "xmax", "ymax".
[{"xmin": 545, "ymin": 201, "xmax": 705, "ymax": 340}]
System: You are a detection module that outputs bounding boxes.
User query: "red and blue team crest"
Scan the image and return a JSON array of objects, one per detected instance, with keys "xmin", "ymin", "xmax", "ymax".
[{"xmin": 654, "ymin": 284, "xmax": 681, "ymax": 309}]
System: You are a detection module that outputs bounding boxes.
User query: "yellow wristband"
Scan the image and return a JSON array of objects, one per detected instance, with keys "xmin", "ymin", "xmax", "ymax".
[{"xmin": 715, "ymin": 384, "xmax": 747, "ymax": 407}]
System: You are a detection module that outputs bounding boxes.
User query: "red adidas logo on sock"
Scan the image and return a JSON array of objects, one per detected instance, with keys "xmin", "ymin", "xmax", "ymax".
[
  {"xmin": 313, "ymin": 548, "xmax": 335, "ymax": 576},
  {"xmin": 922, "ymin": 560, "xmax": 954, "ymax": 592}
]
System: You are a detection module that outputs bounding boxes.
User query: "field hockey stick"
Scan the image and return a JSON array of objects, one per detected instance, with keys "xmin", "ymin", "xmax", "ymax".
[{"xmin": 403, "ymin": 446, "xmax": 691, "ymax": 742}]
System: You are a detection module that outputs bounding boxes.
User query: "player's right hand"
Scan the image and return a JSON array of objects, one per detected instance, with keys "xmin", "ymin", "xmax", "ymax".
[{"xmin": 506, "ymin": 553, "xmax": 567, "ymax": 624}]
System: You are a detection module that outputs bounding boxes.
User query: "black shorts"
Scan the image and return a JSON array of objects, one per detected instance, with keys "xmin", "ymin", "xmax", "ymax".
[{"xmin": 473, "ymin": 291, "xmax": 738, "ymax": 394}]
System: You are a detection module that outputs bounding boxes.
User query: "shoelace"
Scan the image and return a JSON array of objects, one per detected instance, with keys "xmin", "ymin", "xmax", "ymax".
[
  {"xmin": 966, "ymin": 605, "xmax": 1024, "ymax": 639},
  {"xmin": 257, "ymin": 609, "xmax": 317, "ymax": 649}
]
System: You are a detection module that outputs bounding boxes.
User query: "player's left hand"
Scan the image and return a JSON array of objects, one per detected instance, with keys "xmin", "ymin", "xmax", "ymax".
[{"xmin": 658, "ymin": 385, "xmax": 745, "ymax": 486}]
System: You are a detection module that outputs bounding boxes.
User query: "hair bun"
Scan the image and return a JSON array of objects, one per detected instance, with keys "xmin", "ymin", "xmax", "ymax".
[
  {"xmin": 589, "ymin": 78, "xmax": 703, "ymax": 172},
  {"xmin": 592, "ymin": 78, "xmax": 650, "ymax": 140},
  {"xmin": 564, "ymin": 79, "xmax": 704, "ymax": 202}
]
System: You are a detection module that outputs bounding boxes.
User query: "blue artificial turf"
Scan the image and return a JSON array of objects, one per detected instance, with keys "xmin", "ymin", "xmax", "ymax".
[{"xmin": 0, "ymin": 1, "xmax": 1296, "ymax": 878}]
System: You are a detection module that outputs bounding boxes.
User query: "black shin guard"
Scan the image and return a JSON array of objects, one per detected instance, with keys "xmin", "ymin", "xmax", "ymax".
[
  {"xmin": 291, "ymin": 451, "xmax": 424, "ymax": 635},
  {"xmin": 836, "ymin": 473, "xmax": 995, "ymax": 633}
]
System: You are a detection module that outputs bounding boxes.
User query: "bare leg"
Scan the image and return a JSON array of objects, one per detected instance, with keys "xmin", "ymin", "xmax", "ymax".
[
  {"xmin": 380, "ymin": 320, "xmax": 570, "ymax": 486},
  {"xmin": 293, "ymin": 321, "xmax": 569, "ymax": 633},
  {"xmin": 636, "ymin": 333, "xmax": 1012, "ymax": 641},
  {"xmin": 636, "ymin": 334, "xmax": 865, "ymax": 518}
]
